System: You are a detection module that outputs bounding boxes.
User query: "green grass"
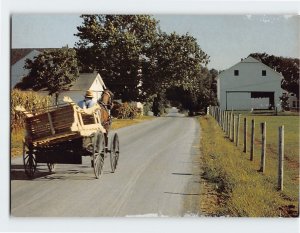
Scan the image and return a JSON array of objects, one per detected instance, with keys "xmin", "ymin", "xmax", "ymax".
[
  {"xmin": 239, "ymin": 113, "xmax": 299, "ymax": 201},
  {"xmin": 199, "ymin": 114, "xmax": 299, "ymax": 217}
]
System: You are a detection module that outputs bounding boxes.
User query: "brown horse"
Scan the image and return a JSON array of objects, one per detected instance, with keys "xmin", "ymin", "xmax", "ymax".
[{"xmin": 98, "ymin": 89, "xmax": 113, "ymax": 148}]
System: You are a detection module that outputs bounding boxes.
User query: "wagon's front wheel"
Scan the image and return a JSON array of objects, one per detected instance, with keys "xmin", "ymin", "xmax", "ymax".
[
  {"xmin": 93, "ymin": 132, "xmax": 105, "ymax": 179},
  {"xmin": 110, "ymin": 133, "xmax": 120, "ymax": 173},
  {"xmin": 23, "ymin": 142, "xmax": 37, "ymax": 178}
]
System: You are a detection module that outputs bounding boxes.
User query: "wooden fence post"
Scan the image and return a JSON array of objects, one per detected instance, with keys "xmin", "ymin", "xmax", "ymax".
[
  {"xmin": 225, "ymin": 111, "xmax": 227, "ymax": 135},
  {"xmin": 227, "ymin": 112, "xmax": 230, "ymax": 137},
  {"xmin": 259, "ymin": 122, "xmax": 266, "ymax": 173},
  {"xmin": 224, "ymin": 111, "xmax": 226, "ymax": 132},
  {"xmin": 226, "ymin": 112, "xmax": 228, "ymax": 135},
  {"xmin": 278, "ymin": 126, "xmax": 284, "ymax": 191},
  {"xmin": 250, "ymin": 119, "xmax": 255, "ymax": 161},
  {"xmin": 243, "ymin": 117, "xmax": 247, "ymax": 152},
  {"xmin": 219, "ymin": 109, "xmax": 222, "ymax": 126},
  {"xmin": 221, "ymin": 110, "xmax": 224, "ymax": 130},
  {"xmin": 229, "ymin": 112, "xmax": 233, "ymax": 141},
  {"xmin": 219, "ymin": 108, "xmax": 222, "ymax": 126},
  {"xmin": 236, "ymin": 114, "xmax": 240, "ymax": 146},
  {"xmin": 222, "ymin": 111, "xmax": 225, "ymax": 131},
  {"xmin": 214, "ymin": 106, "xmax": 216, "ymax": 119},
  {"xmin": 232, "ymin": 115, "xmax": 236, "ymax": 143}
]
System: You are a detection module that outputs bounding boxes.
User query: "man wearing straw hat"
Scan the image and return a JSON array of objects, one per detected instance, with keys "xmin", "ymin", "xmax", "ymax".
[{"xmin": 78, "ymin": 90, "xmax": 97, "ymax": 109}]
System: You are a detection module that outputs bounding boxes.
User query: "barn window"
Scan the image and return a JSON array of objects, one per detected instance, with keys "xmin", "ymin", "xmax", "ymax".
[
  {"xmin": 293, "ymin": 101, "xmax": 296, "ymax": 108},
  {"xmin": 262, "ymin": 70, "xmax": 266, "ymax": 76},
  {"xmin": 234, "ymin": 70, "xmax": 239, "ymax": 76}
]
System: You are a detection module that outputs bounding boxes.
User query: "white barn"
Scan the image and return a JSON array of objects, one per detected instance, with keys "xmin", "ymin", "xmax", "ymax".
[
  {"xmin": 57, "ymin": 72, "xmax": 107, "ymax": 104},
  {"xmin": 36, "ymin": 72, "xmax": 107, "ymax": 104},
  {"xmin": 217, "ymin": 56, "xmax": 284, "ymax": 111}
]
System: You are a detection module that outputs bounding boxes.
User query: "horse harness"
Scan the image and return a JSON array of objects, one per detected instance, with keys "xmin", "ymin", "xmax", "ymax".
[{"xmin": 99, "ymin": 90, "xmax": 113, "ymax": 127}]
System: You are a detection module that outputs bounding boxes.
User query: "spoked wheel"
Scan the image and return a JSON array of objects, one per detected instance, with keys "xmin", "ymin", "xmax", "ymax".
[
  {"xmin": 23, "ymin": 142, "xmax": 37, "ymax": 178},
  {"xmin": 92, "ymin": 132, "xmax": 105, "ymax": 179},
  {"xmin": 47, "ymin": 163, "xmax": 56, "ymax": 172},
  {"xmin": 110, "ymin": 133, "xmax": 120, "ymax": 173}
]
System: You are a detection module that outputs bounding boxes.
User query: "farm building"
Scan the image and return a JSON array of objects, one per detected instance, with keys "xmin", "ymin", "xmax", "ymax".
[
  {"xmin": 11, "ymin": 49, "xmax": 41, "ymax": 89},
  {"xmin": 217, "ymin": 56, "xmax": 284, "ymax": 111},
  {"xmin": 50, "ymin": 72, "xmax": 107, "ymax": 104},
  {"xmin": 11, "ymin": 49, "xmax": 107, "ymax": 104},
  {"xmin": 282, "ymin": 92, "xmax": 299, "ymax": 111}
]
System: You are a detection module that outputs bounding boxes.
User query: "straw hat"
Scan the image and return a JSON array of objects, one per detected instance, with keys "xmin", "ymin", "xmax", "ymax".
[{"xmin": 85, "ymin": 90, "xmax": 94, "ymax": 98}]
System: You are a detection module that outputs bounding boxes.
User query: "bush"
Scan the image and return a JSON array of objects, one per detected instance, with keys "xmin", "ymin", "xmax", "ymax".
[
  {"xmin": 11, "ymin": 89, "xmax": 53, "ymax": 129},
  {"xmin": 111, "ymin": 101, "xmax": 141, "ymax": 119}
]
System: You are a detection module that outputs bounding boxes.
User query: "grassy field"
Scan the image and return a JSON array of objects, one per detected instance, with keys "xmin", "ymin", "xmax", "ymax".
[
  {"xmin": 199, "ymin": 113, "xmax": 299, "ymax": 217},
  {"xmin": 11, "ymin": 116, "xmax": 154, "ymax": 157}
]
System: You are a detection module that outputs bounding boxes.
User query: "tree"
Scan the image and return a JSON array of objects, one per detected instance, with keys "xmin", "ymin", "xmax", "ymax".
[
  {"xmin": 75, "ymin": 15, "xmax": 213, "ymax": 112},
  {"xmin": 75, "ymin": 15, "xmax": 159, "ymax": 101},
  {"xmin": 249, "ymin": 53, "xmax": 299, "ymax": 98},
  {"xmin": 15, "ymin": 47, "xmax": 79, "ymax": 105},
  {"xmin": 280, "ymin": 94, "xmax": 290, "ymax": 111},
  {"xmin": 142, "ymin": 32, "xmax": 210, "ymax": 96},
  {"xmin": 165, "ymin": 67, "xmax": 218, "ymax": 114}
]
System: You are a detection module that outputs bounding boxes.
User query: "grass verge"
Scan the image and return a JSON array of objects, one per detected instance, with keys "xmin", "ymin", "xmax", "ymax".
[
  {"xmin": 199, "ymin": 115, "xmax": 299, "ymax": 217},
  {"xmin": 111, "ymin": 116, "xmax": 154, "ymax": 130}
]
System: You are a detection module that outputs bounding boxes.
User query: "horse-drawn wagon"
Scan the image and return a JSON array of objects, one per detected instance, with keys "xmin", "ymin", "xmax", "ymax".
[{"xmin": 16, "ymin": 97, "xmax": 119, "ymax": 179}]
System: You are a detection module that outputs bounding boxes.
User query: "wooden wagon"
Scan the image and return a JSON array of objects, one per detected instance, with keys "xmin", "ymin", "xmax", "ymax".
[{"xmin": 16, "ymin": 98, "xmax": 119, "ymax": 179}]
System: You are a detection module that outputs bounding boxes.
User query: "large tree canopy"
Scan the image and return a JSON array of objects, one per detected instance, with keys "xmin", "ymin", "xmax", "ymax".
[
  {"xmin": 16, "ymin": 47, "xmax": 79, "ymax": 104},
  {"xmin": 75, "ymin": 15, "xmax": 159, "ymax": 101},
  {"xmin": 142, "ymin": 32, "xmax": 210, "ymax": 96},
  {"xmin": 75, "ymin": 14, "xmax": 213, "ymax": 112},
  {"xmin": 249, "ymin": 53, "xmax": 299, "ymax": 97}
]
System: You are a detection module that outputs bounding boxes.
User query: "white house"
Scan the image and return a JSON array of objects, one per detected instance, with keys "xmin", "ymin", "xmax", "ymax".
[
  {"xmin": 217, "ymin": 56, "xmax": 284, "ymax": 111},
  {"xmin": 11, "ymin": 49, "xmax": 41, "ymax": 88},
  {"xmin": 282, "ymin": 92, "xmax": 299, "ymax": 110},
  {"xmin": 57, "ymin": 72, "xmax": 107, "ymax": 104}
]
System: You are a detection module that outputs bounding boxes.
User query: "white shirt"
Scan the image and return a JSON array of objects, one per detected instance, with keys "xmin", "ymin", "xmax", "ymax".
[{"xmin": 77, "ymin": 98, "xmax": 96, "ymax": 109}]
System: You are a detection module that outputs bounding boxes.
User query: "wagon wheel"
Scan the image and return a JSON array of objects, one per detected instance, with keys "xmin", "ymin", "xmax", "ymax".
[
  {"xmin": 22, "ymin": 142, "xmax": 37, "ymax": 178},
  {"xmin": 110, "ymin": 133, "xmax": 120, "ymax": 173},
  {"xmin": 92, "ymin": 132, "xmax": 105, "ymax": 179},
  {"xmin": 47, "ymin": 163, "xmax": 56, "ymax": 172}
]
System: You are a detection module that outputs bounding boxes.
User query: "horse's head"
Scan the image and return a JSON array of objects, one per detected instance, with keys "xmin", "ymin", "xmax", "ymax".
[{"xmin": 100, "ymin": 89, "xmax": 113, "ymax": 106}]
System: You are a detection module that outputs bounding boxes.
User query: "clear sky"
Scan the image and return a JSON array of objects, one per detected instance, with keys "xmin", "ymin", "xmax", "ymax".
[{"xmin": 11, "ymin": 14, "xmax": 299, "ymax": 70}]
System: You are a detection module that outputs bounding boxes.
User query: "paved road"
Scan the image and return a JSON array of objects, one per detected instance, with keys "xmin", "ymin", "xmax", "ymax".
[{"xmin": 11, "ymin": 114, "xmax": 201, "ymax": 217}]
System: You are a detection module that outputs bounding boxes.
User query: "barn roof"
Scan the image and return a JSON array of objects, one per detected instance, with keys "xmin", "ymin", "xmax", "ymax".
[
  {"xmin": 218, "ymin": 56, "xmax": 283, "ymax": 79},
  {"xmin": 69, "ymin": 73, "xmax": 106, "ymax": 91},
  {"xmin": 11, "ymin": 48, "xmax": 57, "ymax": 65},
  {"xmin": 11, "ymin": 49, "xmax": 42, "ymax": 88}
]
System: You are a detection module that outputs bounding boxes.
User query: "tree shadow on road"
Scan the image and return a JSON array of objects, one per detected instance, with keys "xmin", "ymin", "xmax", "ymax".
[
  {"xmin": 10, "ymin": 165, "xmax": 96, "ymax": 181},
  {"xmin": 164, "ymin": 191, "xmax": 200, "ymax": 196}
]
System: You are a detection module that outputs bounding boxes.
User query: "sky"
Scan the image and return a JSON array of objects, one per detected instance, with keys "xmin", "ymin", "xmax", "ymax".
[{"xmin": 11, "ymin": 14, "xmax": 299, "ymax": 71}]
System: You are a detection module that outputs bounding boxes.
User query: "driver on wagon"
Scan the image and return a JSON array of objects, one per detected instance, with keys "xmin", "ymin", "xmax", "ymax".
[{"xmin": 78, "ymin": 90, "xmax": 97, "ymax": 109}]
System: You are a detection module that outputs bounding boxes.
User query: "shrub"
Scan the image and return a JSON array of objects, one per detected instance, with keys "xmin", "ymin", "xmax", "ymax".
[{"xmin": 111, "ymin": 101, "xmax": 141, "ymax": 119}]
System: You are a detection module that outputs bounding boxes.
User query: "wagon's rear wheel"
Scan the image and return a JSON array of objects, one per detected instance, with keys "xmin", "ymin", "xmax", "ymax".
[
  {"xmin": 47, "ymin": 163, "xmax": 56, "ymax": 172},
  {"xmin": 110, "ymin": 133, "xmax": 120, "ymax": 173},
  {"xmin": 23, "ymin": 142, "xmax": 37, "ymax": 178},
  {"xmin": 93, "ymin": 132, "xmax": 105, "ymax": 179}
]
